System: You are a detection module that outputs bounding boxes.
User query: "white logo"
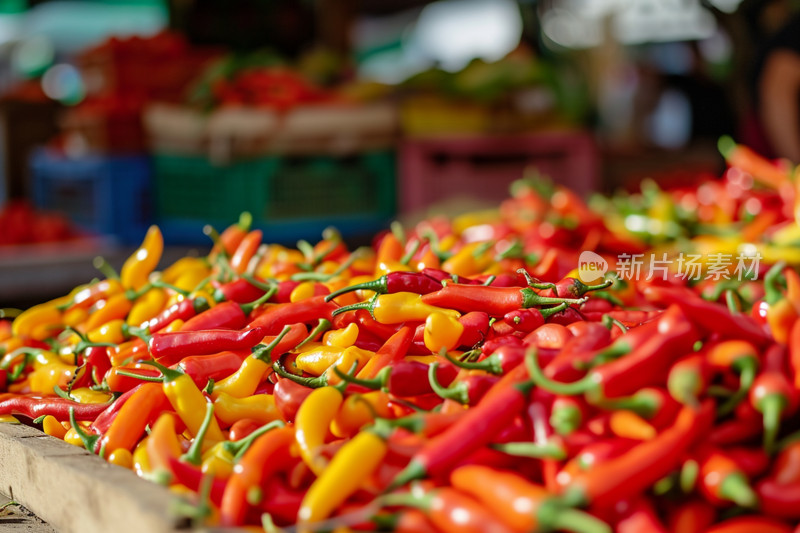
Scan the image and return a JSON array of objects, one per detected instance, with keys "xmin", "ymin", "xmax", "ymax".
[{"xmin": 578, "ymin": 251, "xmax": 608, "ymax": 283}]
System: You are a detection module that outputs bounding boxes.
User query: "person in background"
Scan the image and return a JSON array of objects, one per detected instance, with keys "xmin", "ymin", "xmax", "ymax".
[{"xmin": 752, "ymin": 12, "xmax": 800, "ymax": 162}]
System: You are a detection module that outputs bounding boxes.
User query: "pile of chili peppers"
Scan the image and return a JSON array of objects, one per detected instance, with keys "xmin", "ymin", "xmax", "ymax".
[{"xmin": 3, "ymin": 140, "xmax": 800, "ymax": 533}]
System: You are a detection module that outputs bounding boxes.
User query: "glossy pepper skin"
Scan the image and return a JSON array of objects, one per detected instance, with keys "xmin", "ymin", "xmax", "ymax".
[
  {"xmin": 120, "ymin": 225, "xmax": 163, "ymax": 291},
  {"xmin": 421, "ymin": 283, "xmax": 584, "ymax": 317}
]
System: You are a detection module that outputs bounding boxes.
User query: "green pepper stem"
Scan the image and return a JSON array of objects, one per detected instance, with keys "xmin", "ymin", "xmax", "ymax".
[
  {"xmin": 443, "ymin": 352, "xmax": 501, "ymax": 375},
  {"xmin": 427, "ymin": 362, "xmax": 468, "ymax": 404},
  {"xmin": 291, "ymin": 250, "xmax": 361, "ymax": 282},
  {"xmin": 390, "ymin": 221, "xmax": 406, "ymax": 247},
  {"xmin": 252, "ymin": 325, "xmax": 293, "ymax": 364},
  {"xmin": 719, "ymin": 472, "xmax": 758, "ymax": 508},
  {"xmin": 271, "ymin": 360, "xmax": 327, "ymax": 389},
  {"xmin": 181, "ymin": 402, "xmax": 216, "ymax": 466},
  {"xmin": 139, "ymin": 359, "xmax": 184, "ymax": 382},
  {"xmin": 331, "ymin": 296, "xmax": 376, "ymax": 318},
  {"xmin": 717, "ymin": 359, "xmax": 758, "ymax": 417},
  {"xmin": 114, "ymin": 369, "xmax": 164, "ymax": 383},
  {"xmin": 491, "ymin": 440, "xmax": 566, "ymax": 460},
  {"xmin": 294, "ymin": 319, "xmax": 332, "ymax": 351},
  {"xmin": 224, "ymin": 420, "xmax": 284, "ymax": 461},
  {"xmin": 92, "ymin": 256, "xmax": 119, "ymax": 280},
  {"xmin": 540, "ymin": 302, "xmax": 570, "ymax": 318},
  {"xmin": 547, "ymin": 508, "xmax": 612, "ymax": 533},
  {"xmin": 325, "ymin": 277, "xmax": 388, "ymax": 302},
  {"xmin": 550, "ymin": 404, "xmax": 582, "ymax": 436},
  {"xmin": 590, "ymin": 391, "xmax": 659, "ymax": 418},
  {"xmin": 520, "ymin": 288, "xmax": 586, "ymax": 309},
  {"xmin": 0, "ymin": 308, "xmax": 21, "ymax": 319},
  {"xmin": 525, "ymin": 349, "xmax": 595, "ymax": 396},
  {"xmin": 764, "ymin": 261, "xmax": 787, "ymax": 305},
  {"xmin": 237, "ymin": 212, "xmax": 253, "ymax": 232},
  {"xmin": 400, "ymin": 239, "xmax": 421, "ymax": 266},
  {"xmin": 761, "ymin": 394, "xmax": 787, "ymax": 453},
  {"xmin": 384, "ymin": 459, "xmax": 428, "ymax": 493},
  {"xmin": 516, "ymin": 268, "xmax": 556, "ymax": 291},
  {"xmin": 680, "ymin": 459, "xmax": 699, "ymax": 494},
  {"xmin": 601, "ymin": 314, "xmax": 628, "ymax": 334},
  {"xmin": 420, "ymin": 229, "xmax": 453, "ymax": 262},
  {"xmin": 68, "ymin": 407, "xmax": 100, "ymax": 454},
  {"xmin": 239, "ymin": 283, "xmax": 278, "ymax": 314},
  {"xmin": 150, "ymin": 280, "xmax": 190, "ymax": 297},
  {"xmin": 332, "ymin": 365, "xmax": 389, "ymax": 390}
]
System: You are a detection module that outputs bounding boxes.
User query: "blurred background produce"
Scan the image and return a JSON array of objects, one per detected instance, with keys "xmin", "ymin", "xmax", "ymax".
[{"xmin": 0, "ymin": 0, "xmax": 798, "ymax": 308}]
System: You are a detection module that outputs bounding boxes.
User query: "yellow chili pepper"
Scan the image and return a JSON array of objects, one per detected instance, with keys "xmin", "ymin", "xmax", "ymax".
[
  {"xmin": 149, "ymin": 362, "xmax": 225, "ymax": 446},
  {"xmin": 64, "ymin": 426, "xmax": 85, "ymax": 447},
  {"xmin": 423, "ymin": 311, "xmax": 465, "ymax": 353},
  {"xmin": 18, "ymin": 349, "xmax": 77, "ymax": 394},
  {"xmin": 127, "ymin": 288, "xmax": 168, "ymax": 327},
  {"xmin": 173, "ymin": 267, "xmax": 211, "ymax": 294},
  {"xmin": 63, "ymin": 306, "xmax": 89, "ymax": 328},
  {"xmin": 161, "ymin": 256, "xmax": 208, "ymax": 284},
  {"xmin": 41, "ymin": 415, "xmax": 68, "ymax": 438},
  {"xmin": 107, "ymin": 448, "xmax": 133, "ymax": 469},
  {"xmin": 330, "ymin": 391, "xmax": 391, "ymax": 439},
  {"xmin": 201, "ymin": 442, "xmax": 235, "ymax": 479},
  {"xmin": 211, "ymin": 326, "xmax": 295, "ymax": 399},
  {"xmin": 297, "ymin": 426, "xmax": 388, "ymax": 526},
  {"xmin": 69, "ymin": 387, "xmax": 113, "ymax": 404},
  {"xmin": 133, "ymin": 436, "xmax": 152, "ymax": 476},
  {"xmin": 120, "ymin": 225, "xmax": 164, "ymax": 290},
  {"xmin": 323, "ymin": 323, "xmax": 359, "ymax": 348},
  {"xmin": 295, "ymin": 386, "xmax": 343, "ymax": 475},
  {"xmin": 0, "ymin": 415, "xmax": 19, "ymax": 424},
  {"xmin": 334, "ymin": 292, "xmax": 460, "ymax": 325},
  {"xmin": 291, "ymin": 281, "xmax": 317, "ymax": 303},
  {"xmin": 442, "ymin": 241, "xmax": 495, "ymax": 278},
  {"xmin": 11, "ymin": 296, "xmax": 69, "ymax": 340},
  {"xmin": 87, "ymin": 318, "xmax": 128, "ymax": 345},
  {"xmin": 374, "ymin": 260, "xmax": 412, "ymax": 277},
  {"xmin": 213, "ymin": 392, "xmax": 281, "ymax": 427},
  {"xmin": 295, "ymin": 345, "xmax": 348, "ymax": 376},
  {"xmin": 84, "ymin": 292, "xmax": 134, "ymax": 332}
]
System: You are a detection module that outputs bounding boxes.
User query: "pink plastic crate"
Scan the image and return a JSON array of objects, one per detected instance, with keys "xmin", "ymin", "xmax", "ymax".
[{"xmin": 399, "ymin": 131, "xmax": 598, "ymax": 214}]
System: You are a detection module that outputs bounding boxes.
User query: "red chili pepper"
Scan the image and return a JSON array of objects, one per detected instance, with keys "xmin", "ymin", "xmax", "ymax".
[
  {"xmin": 84, "ymin": 344, "xmax": 112, "ymax": 386},
  {"xmin": 247, "ymin": 296, "xmax": 337, "ymax": 334},
  {"xmin": 540, "ymin": 277, "xmax": 613, "ymax": 299},
  {"xmin": 219, "ymin": 425, "xmax": 295, "ymax": 526},
  {"xmin": 0, "ymin": 392, "xmax": 111, "ymax": 421},
  {"xmin": 524, "ymin": 323, "xmax": 574, "ymax": 350},
  {"xmin": 725, "ymin": 446, "xmax": 770, "ymax": 478},
  {"xmin": 549, "ymin": 395, "xmax": 586, "ymax": 436},
  {"xmin": 356, "ymin": 326, "xmax": 414, "ymax": 379},
  {"xmin": 696, "ymin": 447, "xmax": 758, "ymax": 508},
  {"xmin": 384, "ymin": 487, "xmax": 516, "ymax": 533},
  {"xmin": 421, "ymin": 283, "xmax": 584, "ymax": 316},
  {"xmin": 149, "ymin": 327, "xmax": 266, "ymax": 365},
  {"xmin": 389, "ymin": 364, "xmax": 534, "ymax": 488},
  {"xmin": 257, "ymin": 478, "xmax": 304, "ymax": 526},
  {"xmin": 546, "ymin": 306, "xmax": 586, "ymax": 326},
  {"xmin": 106, "ymin": 364, "xmax": 162, "ymax": 393},
  {"xmin": 325, "ymin": 272, "xmax": 443, "ymax": 302},
  {"xmin": 273, "ymin": 378, "xmax": 312, "ymax": 423},
  {"xmin": 428, "ymin": 365, "xmax": 499, "ymax": 405},
  {"xmin": 338, "ymin": 359, "xmax": 458, "ymax": 398},
  {"xmin": 789, "ymin": 319, "xmax": 800, "ymax": 389},
  {"xmin": 559, "ymin": 401, "xmax": 713, "ymax": 508},
  {"xmin": 531, "ymin": 306, "xmax": 698, "ymax": 399},
  {"xmin": 180, "ymin": 288, "xmax": 273, "ymax": 331},
  {"xmin": 557, "ymin": 439, "xmax": 638, "ymax": 491},
  {"xmin": 420, "ymin": 267, "xmax": 481, "ymax": 285},
  {"xmin": 178, "ymin": 350, "xmax": 250, "ymax": 388},
  {"xmin": 210, "ymin": 212, "xmax": 252, "ymax": 260},
  {"xmin": 615, "ymin": 497, "xmax": 668, "ymax": 533},
  {"xmin": 228, "ymin": 418, "xmax": 263, "ymax": 441},
  {"xmin": 666, "ymin": 500, "xmax": 716, "ymax": 533},
  {"xmin": 503, "ymin": 308, "xmax": 545, "ymax": 333},
  {"xmin": 144, "ymin": 297, "xmax": 211, "ymax": 334},
  {"xmin": 167, "ymin": 456, "xmax": 227, "ymax": 507},
  {"xmin": 544, "ymin": 322, "xmax": 616, "ymax": 382},
  {"xmin": 643, "ymin": 285, "xmax": 769, "ymax": 345},
  {"xmin": 457, "ymin": 311, "xmax": 490, "ymax": 347},
  {"xmin": 749, "ymin": 345, "xmax": 800, "ymax": 451},
  {"xmin": 0, "ymin": 369, "xmax": 6, "ymax": 392},
  {"xmin": 212, "ymin": 277, "xmax": 268, "ymax": 304},
  {"xmin": 702, "ymin": 516, "xmax": 793, "ymax": 533},
  {"xmin": 446, "ymin": 343, "xmax": 525, "ymax": 376},
  {"xmin": 756, "ymin": 479, "xmax": 800, "ymax": 520}
]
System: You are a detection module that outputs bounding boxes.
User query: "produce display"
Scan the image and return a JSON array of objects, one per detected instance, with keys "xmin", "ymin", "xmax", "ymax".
[{"xmin": 3, "ymin": 139, "xmax": 800, "ymax": 532}]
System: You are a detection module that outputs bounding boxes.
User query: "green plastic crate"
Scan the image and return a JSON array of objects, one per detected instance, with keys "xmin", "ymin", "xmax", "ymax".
[{"xmin": 153, "ymin": 151, "xmax": 396, "ymax": 244}]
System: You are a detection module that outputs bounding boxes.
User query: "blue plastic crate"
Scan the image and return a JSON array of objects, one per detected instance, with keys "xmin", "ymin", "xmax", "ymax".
[{"xmin": 30, "ymin": 149, "xmax": 152, "ymax": 245}]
